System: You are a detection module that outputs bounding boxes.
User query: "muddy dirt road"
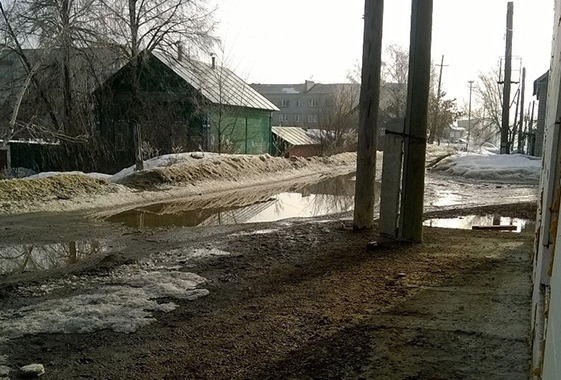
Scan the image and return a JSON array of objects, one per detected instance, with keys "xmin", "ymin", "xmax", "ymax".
[{"xmin": 0, "ymin": 169, "xmax": 537, "ymax": 380}]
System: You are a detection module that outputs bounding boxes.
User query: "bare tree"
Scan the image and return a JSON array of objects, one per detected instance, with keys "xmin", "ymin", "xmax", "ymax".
[
  {"xmin": 475, "ymin": 67, "xmax": 503, "ymax": 136},
  {"xmin": 318, "ymin": 84, "xmax": 360, "ymax": 155}
]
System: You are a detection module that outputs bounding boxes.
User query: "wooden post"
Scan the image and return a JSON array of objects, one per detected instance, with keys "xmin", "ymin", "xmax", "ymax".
[
  {"xmin": 379, "ymin": 119, "xmax": 404, "ymax": 237},
  {"xmin": 529, "ymin": 100, "xmax": 536, "ymax": 156},
  {"xmin": 398, "ymin": 0, "xmax": 433, "ymax": 243},
  {"xmin": 501, "ymin": 2, "xmax": 513, "ymax": 154},
  {"xmin": 353, "ymin": 0, "xmax": 384, "ymax": 230}
]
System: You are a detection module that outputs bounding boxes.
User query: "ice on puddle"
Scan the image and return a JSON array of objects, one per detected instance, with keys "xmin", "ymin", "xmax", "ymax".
[
  {"xmin": 191, "ymin": 248, "xmax": 230, "ymax": 257},
  {"xmin": 0, "ymin": 270, "xmax": 208, "ymax": 339}
]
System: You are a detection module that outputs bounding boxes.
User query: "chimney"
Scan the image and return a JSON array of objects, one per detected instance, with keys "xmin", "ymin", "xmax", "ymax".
[
  {"xmin": 211, "ymin": 54, "xmax": 216, "ymax": 69},
  {"xmin": 305, "ymin": 80, "xmax": 315, "ymax": 92},
  {"xmin": 177, "ymin": 40, "xmax": 183, "ymax": 61}
]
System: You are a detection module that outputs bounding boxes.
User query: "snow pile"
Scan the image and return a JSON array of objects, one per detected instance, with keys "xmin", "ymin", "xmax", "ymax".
[
  {"xmin": 479, "ymin": 142, "xmax": 500, "ymax": 155},
  {"xmin": 109, "ymin": 152, "xmax": 214, "ymax": 183},
  {"xmin": 431, "ymin": 153, "xmax": 541, "ymax": 182},
  {"xmin": 26, "ymin": 171, "xmax": 111, "ymax": 180},
  {"xmin": 0, "ymin": 269, "xmax": 208, "ymax": 339},
  {"xmin": 111, "ymin": 151, "xmax": 357, "ymax": 188}
]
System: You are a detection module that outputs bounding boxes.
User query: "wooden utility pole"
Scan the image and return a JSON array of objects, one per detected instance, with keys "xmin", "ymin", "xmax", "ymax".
[
  {"xmin": 518, "ymin": 67, "xmax": 526, "ymax": 153},
  {"xmin": 398, "ymin": 0, "xmax": 433, "ymax": 243},
  {"xmin": 353, "ymin": 0, "xmax": 384, "ymax": 230},
  {"xmin": 466, "ymin": 80, "xmax": 474, "ymax": 151},
  {"xmin": 432, "ymin": 55, "xmax": 448, "ymax": 143},
  {"xmin": 501, "ymin": 2, "xmax": 514, "ymax": 154}
]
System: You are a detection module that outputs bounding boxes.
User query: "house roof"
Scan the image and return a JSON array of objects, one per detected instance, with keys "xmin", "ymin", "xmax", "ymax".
[
  {"xmin": 152, "ymin": 51, "xmax": 279, "ymax": 112},
  {"xmin": 271, "ymin": 126, "xmax": 319, "ymax": 146},
  {"xmin": 251, "ymin": 82, "xmax": 360, "ymax": 96}
]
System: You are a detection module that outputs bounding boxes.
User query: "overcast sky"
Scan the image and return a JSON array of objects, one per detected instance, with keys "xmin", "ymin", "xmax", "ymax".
[{"xmin": 213, "ymin": 0, "xmax": 554, "ymax": 109}]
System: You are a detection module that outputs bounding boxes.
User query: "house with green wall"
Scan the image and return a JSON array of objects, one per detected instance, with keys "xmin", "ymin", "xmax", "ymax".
[{"xmin": 94, "ymin": 50, "xmax": 278, "ymax": 172}]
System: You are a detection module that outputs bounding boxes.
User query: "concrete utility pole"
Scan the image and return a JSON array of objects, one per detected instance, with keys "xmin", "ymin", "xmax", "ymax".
[
  {"xmin": 466, "ymin": 80, "xmax": 474, "ymax": 151},
  {"xmin": 353, "ymin": 0, "xmax": 384, "ymax": 230},
  {"xmin": 501, "ymin": 2, "xmax": 514, "ymax": 154},
  {"xmin": 398, "ymin": 0, "xmax": 433, "ymax": 243},
  {"xmin": 529, "ymin": 100, "xmax": 536, "ymax": 155},
  {"xmin": 518, "ymin": 67, "xmax": 526, "ymax": 153}
]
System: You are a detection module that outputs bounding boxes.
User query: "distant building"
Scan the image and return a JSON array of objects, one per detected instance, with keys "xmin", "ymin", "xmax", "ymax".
[
  {"xmin": 533, "ymin": 71, "xmax": 548, "ymax": 157},
  {"xmin": 446, "ymin": 125, "xmax": 466, "ymax": 142},
  {"xmin": 454, "ymin": 118, "xmax": 499, "ymax": 146},
  {"xmin": 251, "ymin": 81, "xmax": 360, "ymax": 128}
]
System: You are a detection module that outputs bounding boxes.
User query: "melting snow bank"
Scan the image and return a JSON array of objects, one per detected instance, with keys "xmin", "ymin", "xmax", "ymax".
[
  {"xmin": 112, "ymin": 152, "xmax": 357, "ymax": 188},
  {"xmin": 430, "ymin": 153, "xmax": 541, "ymax": 182},
  {"xmin": 0, "ymin": 249, "xmax": 223, "ymax": 341}
]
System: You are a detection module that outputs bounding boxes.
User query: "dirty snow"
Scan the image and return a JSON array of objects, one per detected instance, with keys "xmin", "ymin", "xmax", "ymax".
[
  {"xmin": 25, "ymin": 171, "xmax": 111, "ymax": 180},
  {"xmin": 0, "ymin": 246, "xmax": 241, "ymax": 340},
  {"xmin": 431, "ymin": 153, "xmax": 541, "ymax": 182},
  {"xmin": 109, "ymin": 152, "xmax": 215, "ymax": 182},
  {"xmin": 0, "ymin": 269, "xmax": 208, "ymax": 340}
]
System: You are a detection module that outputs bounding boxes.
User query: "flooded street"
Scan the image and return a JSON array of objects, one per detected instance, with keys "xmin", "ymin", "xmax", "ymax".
[
  {"xmin": 102, "ymin": 172, "xmax": 537, "ymax": 230},
  {"xmin": 0, "ymin": 171, "xmax": 538, "ymax": 276},
  {"xmin": 0, "ymin": 168, "xmax": 538, "ymax": 380}
]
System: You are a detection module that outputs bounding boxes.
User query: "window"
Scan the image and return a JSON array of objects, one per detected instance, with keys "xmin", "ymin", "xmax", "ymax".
[
  {"xmin": 279, "ymin": 114, "xmax": 290, "ymax": 123},
  {"xmin": 296, "ymin": 100, "xmax": 301, "ymax": 107},
  {"xmin": 308, "ymin": 115, "xmax": 318, "ymax": 123},
  {"xmin": 280, "ymin": 99, "xmax": 289, "ymax": 107},
  {"xmin": 294, "ymin": 114, "xmax": 300, "ymax": 122},
  {"xmin": 308, "ymin": 99, "xmax": 318, "ymax": 108}
]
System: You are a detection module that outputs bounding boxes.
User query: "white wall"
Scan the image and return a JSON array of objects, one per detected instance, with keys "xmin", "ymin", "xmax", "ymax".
[{"xmin": 533, "ymin": 0, "xmax": 561, "ymax": 378}]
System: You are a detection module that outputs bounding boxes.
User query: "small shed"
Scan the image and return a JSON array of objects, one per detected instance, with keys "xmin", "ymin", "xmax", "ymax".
[
  {"xmin": 271, "ymin": 126, "xmax": 321, "ymax": 157},
  {"xmin": 446, "ymin": 125, "xmax": 466, "ymax": 142}
]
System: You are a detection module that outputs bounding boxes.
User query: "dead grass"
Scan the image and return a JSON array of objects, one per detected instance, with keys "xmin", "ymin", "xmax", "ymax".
[{"xmin": 0, "ymin": 175, "xmax": 112, "ymax": 203}]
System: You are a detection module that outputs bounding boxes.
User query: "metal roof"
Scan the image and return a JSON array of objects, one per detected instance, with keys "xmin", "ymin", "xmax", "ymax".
[
  {"xmin": 152, "ymin": 51, "xmax": 279, "ymax": 112},
  {"xmin": 271, "ymin": 127, "xmax": 319, "ymax": 146},
  {"xmin": 251, "ymin": 83, "xmax": 360, "ymax": 95}
]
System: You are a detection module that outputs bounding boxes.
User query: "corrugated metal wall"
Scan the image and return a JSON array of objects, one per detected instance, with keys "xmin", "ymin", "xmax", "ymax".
[{"xmin": 210, "ymin": 107, "xmax": 271, "ymax": 154}]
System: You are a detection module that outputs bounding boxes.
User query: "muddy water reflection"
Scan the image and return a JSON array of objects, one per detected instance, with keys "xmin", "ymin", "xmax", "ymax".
[
  {"xmin": 423, "ymin": 215, "xmax": 534, "ymax": 233},
  {"xmin": 107, "ymin": 173, "xmax": 380, "ymax": 229},
  {"xmin": 0, "ymin": 241, "xmax": 103, "ymax": 275}
]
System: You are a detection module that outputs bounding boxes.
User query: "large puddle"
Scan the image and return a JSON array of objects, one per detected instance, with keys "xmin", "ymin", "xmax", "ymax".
[{"xmin": 106, "ymin": 173, "xmax": 380, "ymax": 229}]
